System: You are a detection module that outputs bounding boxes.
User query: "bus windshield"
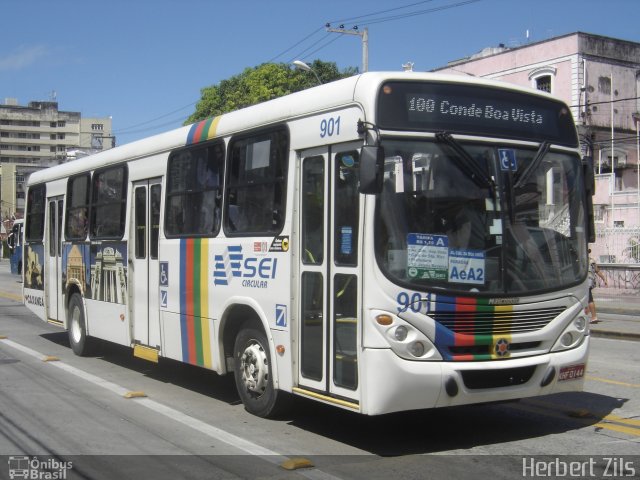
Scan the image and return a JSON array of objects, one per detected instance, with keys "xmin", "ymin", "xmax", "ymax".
[{"xmin": 374, "ymin": 139, "xmax": 588, "ymax": 295}]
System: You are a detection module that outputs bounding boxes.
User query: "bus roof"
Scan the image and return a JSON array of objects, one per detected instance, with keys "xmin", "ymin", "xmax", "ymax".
[{"xmin": 27, "ymin": 71, "xmax": 570, "ymax": 186}]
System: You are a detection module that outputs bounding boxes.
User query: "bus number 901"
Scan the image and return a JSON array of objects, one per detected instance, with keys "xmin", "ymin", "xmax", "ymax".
[
  {"xmin": 320, "ymin": 116, "xmax": 340, "ymax": 138},
  {"xmin": 397, "ymin": 291, "xmax": 426, "ymax": 314}
]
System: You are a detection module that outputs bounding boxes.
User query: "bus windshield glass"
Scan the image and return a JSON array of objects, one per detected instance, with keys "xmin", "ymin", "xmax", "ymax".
[
  {"xmin": 374, "ymin": 139, "xmax": 587, "ymax": 295},
  {"xmin": 377, "ymin": 81, "xmax": 578, "ymax": 147}
]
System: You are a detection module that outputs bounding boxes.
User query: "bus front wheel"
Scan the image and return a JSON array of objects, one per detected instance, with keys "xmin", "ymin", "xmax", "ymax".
[
  {"xmin": 233, "ymin": 327, "xmax": 290, "ymax": 418},
  {"xmin": 68, "ymin": 294, "xmax": 93, "ymax": 356}
]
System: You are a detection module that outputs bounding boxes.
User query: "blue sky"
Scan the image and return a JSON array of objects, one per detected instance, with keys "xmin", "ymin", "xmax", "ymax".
[{"xmin": 2, "ymin": 0, "xmax": 639, "ymax": 144}]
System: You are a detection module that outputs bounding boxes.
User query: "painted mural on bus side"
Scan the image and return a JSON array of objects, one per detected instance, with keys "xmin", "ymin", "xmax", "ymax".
[
  {"xmin": 24, "ymin": 244, "xmax": 45, "ymax": 291},
  {"xmin": 61, "ymin": 242, "xmax": 128, "ymax": 304}
]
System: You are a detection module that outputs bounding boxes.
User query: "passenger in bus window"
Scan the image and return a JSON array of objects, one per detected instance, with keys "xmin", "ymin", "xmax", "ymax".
[
  {"xmin": 70, "ymin": 209, "xmax": 88, "ymax": 238},
  {"xmin": 198, "ymin": 159, "xmax": 219, "ymax": 234}
]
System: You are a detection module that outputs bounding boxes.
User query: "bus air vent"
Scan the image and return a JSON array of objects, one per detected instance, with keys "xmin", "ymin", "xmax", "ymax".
[
  {"xmin": 432, "ymin": 307, "xmax": 565, "ymax": 334},
  {"xmin": 460, "ymin": 365, "xmax": 537, "ymax": 389}
]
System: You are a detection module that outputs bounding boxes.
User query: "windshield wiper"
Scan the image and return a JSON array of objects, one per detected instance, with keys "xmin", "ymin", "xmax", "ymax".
[
  {"xmin": 435, "ymin": 132, "xmax": 495, "ymax": 191},
  {"xmin": 513, "ymin": 141, "xmax": 550, "ymax": 189}
]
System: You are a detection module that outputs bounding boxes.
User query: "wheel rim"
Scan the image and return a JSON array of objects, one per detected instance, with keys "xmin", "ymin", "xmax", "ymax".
[
  {"xmin": 240, "ymin": 340, "xmax": 269, "ymax": 396},
  {"xmin": 70, "ymin": 306, "xmax": 82, "ymax": 344}
]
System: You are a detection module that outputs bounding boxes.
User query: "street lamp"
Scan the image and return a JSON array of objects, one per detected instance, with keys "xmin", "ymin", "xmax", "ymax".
[{"xmin": 292, "ymin": 60, "xmax": 322, "ymax": 85}]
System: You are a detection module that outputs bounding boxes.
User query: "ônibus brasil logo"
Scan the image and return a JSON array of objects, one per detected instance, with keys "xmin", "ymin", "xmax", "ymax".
[{"xmin": 8, "ymin": 456, "xmax": 73, "ymax": 480}]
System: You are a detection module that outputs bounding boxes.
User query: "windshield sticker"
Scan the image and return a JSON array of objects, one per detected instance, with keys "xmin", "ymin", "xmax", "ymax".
[
  {"xmin": 448, "ymin": 249, "xmax": 485, "ymax": 284},
  {"xmin": 407, "ymin": 233, "xmax": 449, "ymax": 280},
  {"xmin": 498, "ymin": 149, "xmax": 517, "ymax": 171}
]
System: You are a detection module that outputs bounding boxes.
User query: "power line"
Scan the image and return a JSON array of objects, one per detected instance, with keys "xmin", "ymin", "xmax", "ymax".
[
  {"xmin": 325, "ymin": 0, "xmax": 441, "ymax": 25},
  {"xmin": 272, "ymin": 0, "xmax": 439, "ymax": 62},
  {"xmin": 584, "ymin": 96, "xmax": 640, "ymax": 107},
  {"xmin": 275, "ymin": 0, "xmax": 482, "ymax": 63},
  {"xmin": 286, "ymin": 32, "xmax": 334, "ymax": 63},
  {"xmin": 115, "ymin": 115, "xmax": 191, "ymax": 137},
  {"xmin": 267, "ymin": 27, "xmax": 326, "ymax": 63},
  {"xmin": 120, "ymin": 0, "xmax": 484, "ymax": 139},
  {"xmin": 334, "ymin": 0, "xmax": 482, "ymax": 27},
  {"xmin": 113, "ymin": 101, "xmax": 196, "ymax": 134},
  {"xmin": 288, "ymin": 35, "xmax": 347, "ymax": 64},
  {"xmin": 590, "ymin": 135, "xmax": 640, "ymax": 146}
]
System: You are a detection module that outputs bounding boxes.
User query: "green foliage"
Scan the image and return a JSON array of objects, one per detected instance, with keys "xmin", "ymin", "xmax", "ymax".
[{"xmin": 185, "ymin": 60, "xmax": 358, "ymax": 124}]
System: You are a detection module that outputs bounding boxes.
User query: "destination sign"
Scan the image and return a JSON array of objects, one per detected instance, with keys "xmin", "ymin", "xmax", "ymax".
[{"xmin": 377, "ymin": 81, "xmax": 578, "ymax": 147}]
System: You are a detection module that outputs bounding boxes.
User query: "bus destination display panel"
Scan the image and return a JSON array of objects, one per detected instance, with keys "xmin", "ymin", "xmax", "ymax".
[{"xmin": 377, "ymin": 81, "xmax": 578, "ymax": 147}]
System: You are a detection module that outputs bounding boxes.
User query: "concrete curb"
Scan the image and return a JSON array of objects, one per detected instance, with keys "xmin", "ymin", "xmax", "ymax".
[{"xmin": 590, "ymin": 329, "xmax": 640, "ymax": 341}]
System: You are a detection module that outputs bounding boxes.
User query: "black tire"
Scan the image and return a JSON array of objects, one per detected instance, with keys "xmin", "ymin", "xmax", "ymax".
[
  {"xmin": 67, "ymin": 293, "xmax": 93, "ymax": 356},
  {"xmin": 233, "ymin": 327, "xmax": 290, "ymax": 418}
]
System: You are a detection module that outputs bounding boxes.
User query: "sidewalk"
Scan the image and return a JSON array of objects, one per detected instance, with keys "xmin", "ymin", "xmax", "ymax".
[{"xmin": 591, "ymin": 289, "xmax": 640, "ymax": 341}]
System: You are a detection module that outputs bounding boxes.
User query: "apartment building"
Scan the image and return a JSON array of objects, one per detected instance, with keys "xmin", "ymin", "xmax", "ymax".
[
  {"xmin": 0, "ymin": 99, "xmax": 112, "ymax": 222},
  {"xmin": 435, "ymin": 32, "xmax": 640, "ymax": 264}
]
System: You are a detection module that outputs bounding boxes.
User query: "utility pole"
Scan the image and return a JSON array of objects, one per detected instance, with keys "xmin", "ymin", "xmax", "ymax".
[
  {"xmin": 325, "ymin": 24, "xmax": 368, "ymax": 72},
  {"xmin": 96, "ymin": 135, "xmax": 117, "ymax": 149}
]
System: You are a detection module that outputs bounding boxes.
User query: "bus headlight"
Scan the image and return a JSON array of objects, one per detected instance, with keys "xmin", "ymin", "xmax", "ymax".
[
  {"xmin": 574, "ymin": 316, "xmax": 587, "ymax": 332},
  {"xmin": 394, "ymin": 325, "xmax": 408, "ymax": 341},
  {"xmin": 551, "ymin": 314, "xmax": 589, "ymax": 352},
  {"xmin": 373, "ymin": 313, "xmax": 442, "ymax": 361},
  {"xmin": 409, "ymin": 341, "xmax": 426, "ymax": 357},
  {"xmin": 560, "ymin": 332, "xmax": 574, "ymax": 348}
]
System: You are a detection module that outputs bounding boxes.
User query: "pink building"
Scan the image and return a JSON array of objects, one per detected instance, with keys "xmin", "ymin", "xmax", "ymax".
[{"xmin": 435, "ymin": 32, "xmax": 640, "ymax": 265}]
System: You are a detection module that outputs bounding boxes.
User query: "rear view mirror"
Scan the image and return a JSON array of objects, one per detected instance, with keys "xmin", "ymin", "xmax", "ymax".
[
  {"xmin": 582, "ymin": 156, "xmax": 595, "ymax": 194},
  {"xmin": 583, "ymin": 156, "xmax": 596, "ymax": 243},
  {"xmin": 359, "ymin": 145, "xmax": 384, "ymax": 195}
]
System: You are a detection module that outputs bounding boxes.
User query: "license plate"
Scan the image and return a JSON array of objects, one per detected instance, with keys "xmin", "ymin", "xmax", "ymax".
[{"xmin": 558, "ymin": 364, "xmax": 585, "ymax": 381}]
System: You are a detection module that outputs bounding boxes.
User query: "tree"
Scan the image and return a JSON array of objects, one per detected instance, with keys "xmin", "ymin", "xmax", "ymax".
[{"xmin": 185, "ymin": 61, "xmax": 357, "ymax": 124}]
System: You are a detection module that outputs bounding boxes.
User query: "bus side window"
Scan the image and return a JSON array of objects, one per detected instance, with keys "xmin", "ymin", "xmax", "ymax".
[
  {"xmin": 224, "ymin": 128, "xmax": 288, "ymax": 235},
  {"xmin": 66, "ymin": 174, "xmax": 90, "ymax": 240},
  {"xmin": 25, "ymin": 185, "xmax": 46, "ymax": 242},
  {"xmin": 334, "ymin": 151, "xmax": 360, "ymax": 266},
  {"xmin": 165, "ymin": 141, "xmax": 225, "ymax": 237},
  {"xmin": 90, "ymin": 166, "xmax": 128, "ymax": 239}
]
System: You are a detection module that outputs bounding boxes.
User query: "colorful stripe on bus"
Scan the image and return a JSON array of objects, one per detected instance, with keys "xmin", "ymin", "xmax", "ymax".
[
  {"xmin": 433, "ymin": 295, "xmax": 513, "ymax": 361},
  {"xmin": 186, "ymin": 116, "xmax": 221, "ymax": 145},
  {"xmin": 179, "ymin": 238, "xmax": 213, "ymax": 368}
]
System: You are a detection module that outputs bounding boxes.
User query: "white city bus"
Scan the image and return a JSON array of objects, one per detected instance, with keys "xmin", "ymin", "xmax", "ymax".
[{"xmin": 23, "ymin": 72, "xmax": 594, "ymax": 417}]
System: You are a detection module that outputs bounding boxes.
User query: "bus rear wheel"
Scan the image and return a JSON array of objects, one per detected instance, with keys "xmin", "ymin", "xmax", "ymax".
[
  {"xmin": 68, "ymin": 293, "xmax": 93, "ymax": 356},
  {"xmin": 233, "ymin": 327, "xmax": 290, "ymax": 418}
]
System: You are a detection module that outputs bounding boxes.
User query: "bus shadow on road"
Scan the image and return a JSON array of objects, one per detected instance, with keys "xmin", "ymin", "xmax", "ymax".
[
  {"xmin": 38, "ymin": 331, "xmax": 627, "ymax": 455},
  {"xmin": 283, "ymin": 392, "xmax": 628, "ymax": 455},
  {"xmin": 39, "ymin": 332, "xmax": 240, "ymax": 405}
]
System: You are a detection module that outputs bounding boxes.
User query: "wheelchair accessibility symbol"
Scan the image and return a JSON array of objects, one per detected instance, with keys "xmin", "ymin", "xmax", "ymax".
[
  {"xmin": 498, "ymin": 149, "xmax": 517, "ymax": 171},
  {"xmin": 160, "ymin": 262, "xmax": 169, "ymax": 286}
]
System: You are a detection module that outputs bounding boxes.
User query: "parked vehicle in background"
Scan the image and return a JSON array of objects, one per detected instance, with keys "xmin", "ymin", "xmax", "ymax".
[{"xmin": 8, "ymin": 219, "xmax": 24, "ymax": 275}]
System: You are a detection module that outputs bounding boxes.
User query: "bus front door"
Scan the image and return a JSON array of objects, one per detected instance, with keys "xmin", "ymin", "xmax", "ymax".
[
  {"xmin": 45, "ymin": 197, "xmax": 64, "ymax": 324},
  {"xmin": 131, "ymin": 178, "xmax": 162, "ymax": 357},
  {"xmin": 298, "ymin": 144, "xmax": 362, "ymax": 407}
]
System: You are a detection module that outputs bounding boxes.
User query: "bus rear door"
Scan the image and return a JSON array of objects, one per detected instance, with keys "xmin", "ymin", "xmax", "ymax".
[
  {"xmin": 45, "ymin": 196, "xmax": 64, "ymax": 324},
  {"xmin": 131, "ymin": 178, "xmax": 162, "ymax": 360}
]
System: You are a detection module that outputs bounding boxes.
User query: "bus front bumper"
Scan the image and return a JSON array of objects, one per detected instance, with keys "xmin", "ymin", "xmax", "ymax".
[{"xmin": 359, "ymin": 336, "xmax": 589, "ymax": 416}]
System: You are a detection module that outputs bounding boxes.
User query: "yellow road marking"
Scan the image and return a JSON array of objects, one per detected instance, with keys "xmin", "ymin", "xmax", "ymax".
[
  {"xmin": 586, "ymin": 375, "xmax": 640, "ymax": 388},
  {"xmin": 603, "ymin": 413, "xmax": 640, "ymax": 427},
  {"xmin": 0, "ymin": 290, "xmax": 22, "ymax": 302},
  {"xmin": 594, "ymin": 422, "xmax": 640, "ymax": 436},
  {"xmin": 515, "ymin": 399, "xmax": 640, "ymax": 437}
]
